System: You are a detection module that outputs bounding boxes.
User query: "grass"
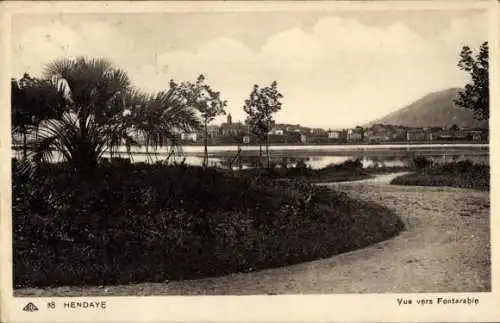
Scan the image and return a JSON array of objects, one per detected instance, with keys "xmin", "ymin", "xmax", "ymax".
[
  {"xmin": 390, "ymin": 159, "xmax": 489, "ymax": 190},
  {"xmin": 12, "ymin": 160, "xmax": 404, "ymax": 288}
]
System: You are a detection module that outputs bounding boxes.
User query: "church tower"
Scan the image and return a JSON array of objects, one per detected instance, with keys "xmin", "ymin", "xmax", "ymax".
[{"xmin": 227, "ymin": 113, "xmax": 232, "ymax": 125}]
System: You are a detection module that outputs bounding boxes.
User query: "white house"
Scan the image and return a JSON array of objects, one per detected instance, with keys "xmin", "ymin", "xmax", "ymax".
[
  {"xmin": 269, "ymin": 128, "xmax": 284, "ymax": 135},
  {"xmin": 327, "ymin": 130, "xmax": 341, "ymax": 139}
]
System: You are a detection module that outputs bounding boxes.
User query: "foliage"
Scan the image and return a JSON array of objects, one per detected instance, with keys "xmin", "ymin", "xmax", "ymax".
[
  {"xmin": 178, "ymin": 75, "xmax": 227, "ymax": 125},
  {"xmin": 235, "ymin": 158, "xmax": 370, "ymax": 184},
  {"xmin": 177, "ymin": 74, "xmax": 227, "ymax": 167},
  {"xmin": 17, "ymin": 57, "xmax": 200, "ymax": 175},
  {"xmin": 13, "ymin": 164, "xmax": 404, "ymax": 287},
  {"xmin": 391, "ymin": 160, "xmax": 489, "ymax": 190},
  {"xmin": 124, "ymin": 83, "xmax": 201, "ymax": 160},
  {"xmin": 11, "ymin": 74, "xmax": 66, "ymax": 158},
  {"xmin": 412, "ymin": 156, "xmax": 433, "ymax": 170},
  {"xmin": 243, "ymin": 81, "xmax": 283, "ymax": 167},
  {"xmin": 454, "ymin": 42, "xmax": 489, "ymax": 121},
  {"xmin": 11, "ymin": 74, "xmax": 66, "ymax": 131}
]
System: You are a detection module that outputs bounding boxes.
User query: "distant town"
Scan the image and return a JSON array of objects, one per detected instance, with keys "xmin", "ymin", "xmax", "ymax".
[
  {"xmin": 12, "ymin": 112, "xmax": 488, "ymax": 148},
  {"xmin": 172, "ymin": 114, "xmax": 488, "ymax": 146}
]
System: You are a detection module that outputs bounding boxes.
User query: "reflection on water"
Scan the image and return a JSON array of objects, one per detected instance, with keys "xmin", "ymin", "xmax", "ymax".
[
  {"xmin": 11, "ymin": 146, "xmax": 490, "ymax": 170},
  {"xmin": 213, "ymin": 154, "xmax": 489, "ymax": 170}
]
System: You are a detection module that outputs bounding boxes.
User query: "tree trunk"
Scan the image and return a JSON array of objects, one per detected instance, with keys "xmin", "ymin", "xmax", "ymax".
[
  {"xmin": 266, "ymin": 133, "xmax": 270, "ymax": 169},
  {"xmin": 259, "ymin": 142, "xmax": 263, "ymax": 168},
  {"xmin": 110, "ymin": 143, "xmax": 114, "ymax": 161},
  {"xmin": 203, "ymin": 120, "xmax": 208, "ymax": 168},
  {"xmin": 22, "ymin": 131, "xmax": 27, "ymax": 160},
  {"xmin": 266, "ymin": 120, "xmax": 271, "ymax": 168}
]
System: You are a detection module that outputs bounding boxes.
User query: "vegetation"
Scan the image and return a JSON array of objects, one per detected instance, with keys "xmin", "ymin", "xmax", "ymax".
[
  {"xmin": 243, "ymin": 81, "xmax": 283, "ymax": 168},
  {"xmin": 11, "ymin": 73, "xmax": 66, "ymax": 159},
  {"xmin": 13, "ymin": 46, "xmax": 488, "ymax": 291},
  {"xmin": 269, "ymin": 158, "xmax": 370, "ymax": 183},
  {"xmin": 12, "ymin": 57, "xmax": 200, "ymax": 176},
  {"xmin": 12, "ymin": 162, "xmax": 404, "ymax": 288},
  {"xmin": 178, "ymin": 75, "xmax": 227, "ymax": 167},
  {"xmin": 390, "ymin": 158, "xmax": 489, "ymax": 190},
  {"xmin": 455, "ymin": 42, "xmax": 489, "ymax": 121},
  {"xmin": 11, "ymin": 56, "xmax": 407, "ymax": 289}
]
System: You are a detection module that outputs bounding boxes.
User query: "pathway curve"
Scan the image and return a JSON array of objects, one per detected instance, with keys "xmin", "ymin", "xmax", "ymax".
[
  {"xmin": 320, "ymin": 171, "xmax": 412, "ymax": 186},
  {"xmin": 16, "ymin": 173, "xmax": 490, "ymax": 296}
]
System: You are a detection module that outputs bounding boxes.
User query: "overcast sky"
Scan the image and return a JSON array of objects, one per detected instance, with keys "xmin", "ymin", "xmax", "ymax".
[{"xmin": 10, "ymin": 10, "xmax": 488, "ymax": 129}]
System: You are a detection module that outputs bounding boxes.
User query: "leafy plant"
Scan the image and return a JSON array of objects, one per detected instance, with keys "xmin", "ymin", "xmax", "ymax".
[
  {"xmin": 13, "ymin": 164, "xmax": 404, "ymax": 287},
  {"xmin": 18, "ymin": 57, "xmax": 200, "ymax": 175},
  {"xmin": 177, "ymin": 75, "xmax": 227, "ymax": 167},
  {"xmin": 243, "ymin": 81, "xmax": 283, "ymax": 168},
  {"xmin": 11, "ymin": 74, "xmax": 66, "ymax": 160},
  {"xmin": 455, "ymin": 42, "xmax": 489, "ymax": 121}
]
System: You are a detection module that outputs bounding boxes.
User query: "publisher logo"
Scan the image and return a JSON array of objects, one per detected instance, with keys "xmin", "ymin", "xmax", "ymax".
[{"xmin": 22, "ymin": 302, "xmax": 39, "ymax": 312}]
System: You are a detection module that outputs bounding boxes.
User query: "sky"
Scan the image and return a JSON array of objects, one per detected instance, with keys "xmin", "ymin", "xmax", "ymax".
[{"xmin": 10, "ymin": 10, "xmax": 488, "ymax": 129}]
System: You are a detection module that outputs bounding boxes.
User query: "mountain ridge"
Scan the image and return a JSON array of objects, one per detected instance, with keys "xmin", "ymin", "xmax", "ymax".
[{"xmin": 367, "ymin": 88, "xmax": 488, "ymax": 129}]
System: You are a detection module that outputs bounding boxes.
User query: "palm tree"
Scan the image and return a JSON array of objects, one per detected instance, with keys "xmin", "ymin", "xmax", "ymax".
[
  {"xmin": 23, "ymin": 57, "xmax": 200, "ymax": 176},
  {"xmin": 126, "ymin": 82, "xmax": 201, "ymax": 163}
]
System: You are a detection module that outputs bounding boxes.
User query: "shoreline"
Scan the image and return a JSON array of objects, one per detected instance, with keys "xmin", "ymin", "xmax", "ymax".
[{"xmin": 11, "ymin": 143, "xmax": 490, "ymax": 158}]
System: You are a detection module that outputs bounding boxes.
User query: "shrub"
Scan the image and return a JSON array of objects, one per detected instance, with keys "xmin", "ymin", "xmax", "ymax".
[
  {"xmin": 441, "ymin": 159, "xmax": 474, "ymax": 174},
  {"xmin": 322, "ymin": 158, "xmax": 363, "ymax": 172},
  {"xmin": 343, "ymin": 158, "xmax": 363, "ymax": 171},
  {"xmin": 13, "ymin": 163, "xmax": 404, "ymax": 287},
  {"xmin": 285, "ymin": 159, "xmax": 311, "ymax": 177},
  {"xmin": 412, "ymin": 156, "xmax": 433, "ymax": 170},
  {"xmin": 391, "ymin": 160, "xmax": 489, "ymax": 190}
]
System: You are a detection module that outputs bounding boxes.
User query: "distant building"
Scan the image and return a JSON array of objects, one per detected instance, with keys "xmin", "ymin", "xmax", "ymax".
[
  {"xmin": 406, "ymin": 129, "xmax": 426, "ymax": 141},
  {"xmin": 207, "ymin": 125, "xmax": 221, "ymax": 138},
  {"xmin": 284, "ymin": 124, "xmax": 302, "ymax": 132},
  {"xmin": 220, "ymin": 114, "xmax": 246, "ymax": 136},
  {"xmin": 347, "ymin": 128, "xmax": 363, "ymax": 141},
  {"xmin": 181, "ymin": 132, "xmax": 198, "ymax": 142},
  {"xmin": 327, "ymin": 130, "xmax": 341, "ymax": 139},
  {"xmin": 471, "ymin": 130, "xmax": 483, "ymax": 141},
  {"xmin": 310, "ymin": 128, "xmax": 326, "ymax": 135},
  {"xmin": 269, "ymin": 128, "xmax": 284, "ymax": 136},
  {"xmin": 453, "ymin": 129, "xmax": 468, "ymax": 139},
  {"xmin": 300, "ymin": 134, "xmax": 307, "ymax": 144},
  {"xmin": 365, "ymin": 131, "xmax": 390, "ymax": 142},
  {"xmin": 436, "ymin": 130, "xmax": 453, "ymax": 139}
]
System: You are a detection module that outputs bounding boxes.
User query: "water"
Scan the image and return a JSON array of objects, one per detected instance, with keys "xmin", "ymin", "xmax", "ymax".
[
  {"xmin": 85, "ymin": 143, "xmax": 489, "ymax": 155},
  {"xmin": 11, "ymin": 144, "xmax": 489, "ymax": 170}
]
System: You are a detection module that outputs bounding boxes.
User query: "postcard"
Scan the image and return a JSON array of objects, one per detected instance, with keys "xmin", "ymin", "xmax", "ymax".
[{"xmin": 1, "ymin": 1, "xmax": 499, "ymax": 322}]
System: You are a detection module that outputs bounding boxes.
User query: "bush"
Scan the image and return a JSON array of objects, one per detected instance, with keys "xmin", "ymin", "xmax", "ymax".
[
  {"xmin": 13, "ymin": 163, "xmax": 404, "ymax": 287},
  {"xmin": 285, "ymin": 159, "xmax": 311, "ymax": 177},
  {"xmin": 441, "ymin": 159, "xmax": 474, "ymax": 174},
  {"xmin": 412, "ymin": 156, "xmax": 433, "ymax": 170},
  {"xmin": 390, "ymin": 160, "xmax": 489, "ymax": 190},
  {"xmin": 322, "ymin": 158, "xmax": 363, "ymax": 172}
]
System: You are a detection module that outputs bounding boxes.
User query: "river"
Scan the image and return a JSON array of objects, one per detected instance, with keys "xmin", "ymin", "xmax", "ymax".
[{"xmin": 11, "ymin": 143, "xmax": 489, "ymax": 169}]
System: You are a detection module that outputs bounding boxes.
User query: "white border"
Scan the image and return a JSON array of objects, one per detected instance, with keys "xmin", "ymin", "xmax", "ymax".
[{"xmin": 1, "ymin": 1, "xmax": 499, "ymax": 322}]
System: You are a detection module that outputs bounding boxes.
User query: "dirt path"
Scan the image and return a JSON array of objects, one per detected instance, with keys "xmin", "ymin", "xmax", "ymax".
[
  {"xmin": 15, "ymin": 174, "xmax": 490, "ymax": 296},
  {"xmin": 322, "ymin": 171, "xmax": 411, "ymax": 185}
]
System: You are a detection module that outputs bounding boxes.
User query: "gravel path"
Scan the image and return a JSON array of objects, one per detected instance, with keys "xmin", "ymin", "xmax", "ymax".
[
  {"xmin": 321, "ymin": 171, "xmax": 411, "ymax": 185},
  {"xmin": 15, "ymin": 173, "xmax": 490, "ymax": 296}
]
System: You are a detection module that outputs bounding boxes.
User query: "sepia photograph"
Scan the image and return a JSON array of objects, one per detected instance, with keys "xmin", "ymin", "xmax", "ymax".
[{"xmin": 0, "ymin": 1, "xmax": 498, "ymax": 322}]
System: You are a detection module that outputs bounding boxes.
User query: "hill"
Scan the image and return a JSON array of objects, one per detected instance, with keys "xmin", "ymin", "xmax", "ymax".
[{"xmin": 368, "ymin": 88, "xmax": 488, "ymax": 128}]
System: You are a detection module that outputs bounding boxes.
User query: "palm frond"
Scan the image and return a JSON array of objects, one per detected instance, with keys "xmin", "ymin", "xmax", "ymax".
[{"xmin": 43, "ymin": 57, "xmax": 131, "ymax": 121}]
